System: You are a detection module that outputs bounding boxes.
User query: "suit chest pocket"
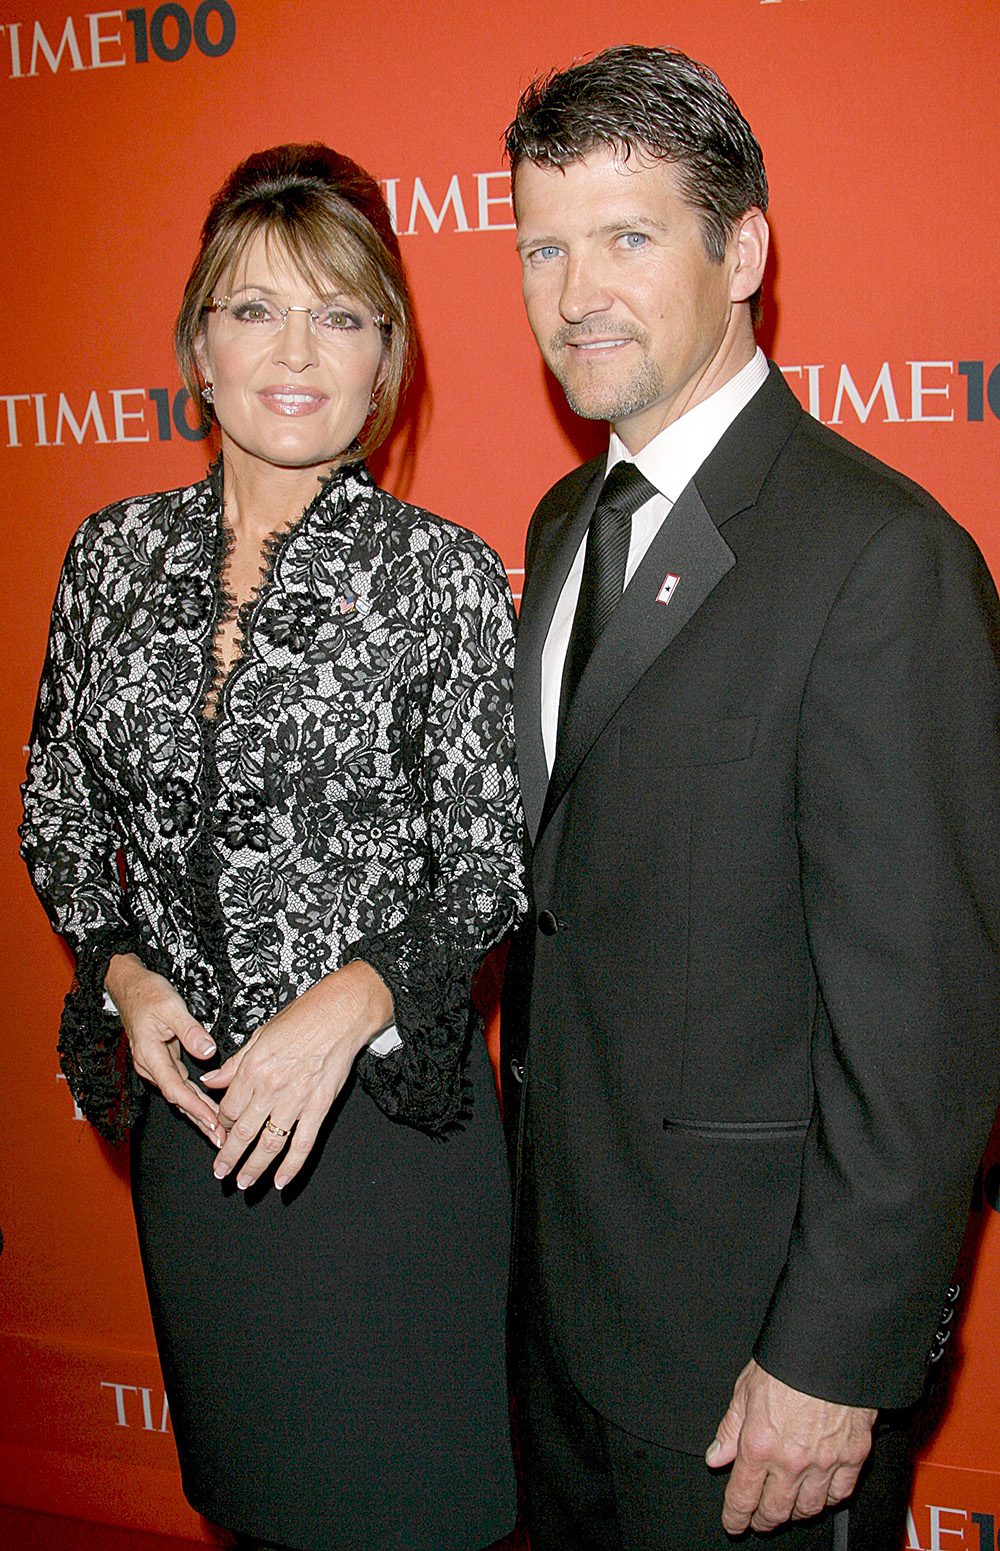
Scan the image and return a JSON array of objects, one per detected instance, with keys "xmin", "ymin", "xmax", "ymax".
[{"xmin": 619, "ymin": 714, "xmax": 757, "ymax": 772}]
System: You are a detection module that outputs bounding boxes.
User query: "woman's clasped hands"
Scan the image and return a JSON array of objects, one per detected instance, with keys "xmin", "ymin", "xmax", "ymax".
[
  {"xmin": 202, "ymin": 960, "xmax": 394, "ymax": 1191},
  {"xmin": 107, "ymin": 953, "xmax": 394, "ymax": 1192}
]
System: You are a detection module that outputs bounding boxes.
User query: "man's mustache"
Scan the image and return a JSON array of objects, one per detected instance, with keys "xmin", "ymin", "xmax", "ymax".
[{"xmin": 550, "ymin": 320, "xmax": 648, "ymax": 350}]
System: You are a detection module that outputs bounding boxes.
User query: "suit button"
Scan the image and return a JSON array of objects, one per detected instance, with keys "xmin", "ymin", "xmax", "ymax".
[
  {"xmin": 537, "ymin": 909, "xmax": 558, "ymax": 935},
  {"xmin": 510, "ymin": 1060, "xmax": 524, "ymax": 1084}
]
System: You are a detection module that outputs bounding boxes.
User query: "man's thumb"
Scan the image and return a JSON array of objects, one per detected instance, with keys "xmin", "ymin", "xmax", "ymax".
[{"xmin": 705, "ymin": 1399, "xmax": 743, "ymax": 1469}]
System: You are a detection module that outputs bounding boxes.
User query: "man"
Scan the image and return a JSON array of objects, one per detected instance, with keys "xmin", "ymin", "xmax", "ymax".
[{"xmin": 500, "ymin": 44, "xmax": 1000, "ymax": 1550}]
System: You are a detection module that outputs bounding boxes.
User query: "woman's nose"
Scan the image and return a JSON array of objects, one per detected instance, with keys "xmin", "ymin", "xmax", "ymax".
[{"xmin": 272, "ymin": 308, "xmax": 320, "ymax": 370}]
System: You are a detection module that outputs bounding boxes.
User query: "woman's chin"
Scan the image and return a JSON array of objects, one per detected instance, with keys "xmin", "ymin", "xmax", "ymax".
[{"xmin": 220, "ymin": 428, "xmax": 357, "ymax": 474}]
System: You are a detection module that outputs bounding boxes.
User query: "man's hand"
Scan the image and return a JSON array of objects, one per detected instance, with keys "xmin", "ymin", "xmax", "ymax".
[{"xmin": 706, "ymin": 1359, "xmax": 876, "ymax": 1535}]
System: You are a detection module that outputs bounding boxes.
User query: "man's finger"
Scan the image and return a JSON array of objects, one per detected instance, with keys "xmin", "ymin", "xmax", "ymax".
[
  {"xmin": 826, "ymin": 1464, "xmax": 863, "ymax": 1505},
  {"xmin": 749, "ymin": 1469, "xmax": 801, "ymax": 1533},
  {"xmin": 720, "ymin": 1458, "xmax": 768, "ymax": 1536}
]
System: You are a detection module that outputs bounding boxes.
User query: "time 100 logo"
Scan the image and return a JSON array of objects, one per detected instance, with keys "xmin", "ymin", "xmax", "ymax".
[
  {"xmin": 0, "ymin": 6, "xmax": 236, "ymax": 78},
  {"xmin": 126, "ymin": 4, "xmax": 235, "ymax": 62}
]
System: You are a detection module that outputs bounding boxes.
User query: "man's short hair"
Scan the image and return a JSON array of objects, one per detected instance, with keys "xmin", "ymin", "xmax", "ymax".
[{"xmin": 505, "ymin": 45, "xmax": 769, "ymax": 319}]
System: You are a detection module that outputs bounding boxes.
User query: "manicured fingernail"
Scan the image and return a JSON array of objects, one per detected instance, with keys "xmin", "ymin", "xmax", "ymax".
[
  {"xmin": 196, "ymin": 1039, "xmax": 216, "ymax": 1057},
  {"xmin": 237, "ymin": 1175, "xmax": 250, "ymax": 1191},
  {"xmin": 275, "ymin": 1175, "xmax": 288, "ymax": 1190},
  {"xmin": 214, "ymin": 1163, "xmax": 227, "ymax": 1179},
  {"xmin": 706, "ymin": 1441, "xmax": 720, "ymax": 1460}
]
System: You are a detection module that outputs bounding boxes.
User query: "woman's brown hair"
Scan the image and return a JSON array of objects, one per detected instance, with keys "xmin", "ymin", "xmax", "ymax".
[{"xmin": 175, "ymin": 143, "xmax": 414, "ymax": 459}]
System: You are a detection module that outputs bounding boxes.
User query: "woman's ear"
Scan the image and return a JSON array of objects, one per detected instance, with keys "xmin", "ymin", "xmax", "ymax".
[
  {"xmin": 194, "ymin": 326, "xmax": 213, "ymax": 390},
  {"xmin": 374, "ymin": 339, "xmax": 390, "ymax": 394}
]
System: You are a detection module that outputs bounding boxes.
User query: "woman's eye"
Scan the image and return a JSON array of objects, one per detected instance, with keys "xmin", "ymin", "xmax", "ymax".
[
  {"xmin": 316, "ymin": 308, "xmax": 360, "ymax": 332},
  {"xmin": 234, "ymin": 300, "xmax": 275, "ymax": 323}
]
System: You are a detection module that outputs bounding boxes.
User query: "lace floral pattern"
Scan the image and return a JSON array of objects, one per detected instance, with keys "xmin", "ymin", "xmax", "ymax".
[{"xmin": 20, "ymin": 461, "xmax": 527, "ymax": 1142}]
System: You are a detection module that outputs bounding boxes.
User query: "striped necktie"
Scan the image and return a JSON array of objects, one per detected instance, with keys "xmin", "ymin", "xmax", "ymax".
[{"xmin": 558, "ymin": 461, "xmax": 658, "ymax": 732}]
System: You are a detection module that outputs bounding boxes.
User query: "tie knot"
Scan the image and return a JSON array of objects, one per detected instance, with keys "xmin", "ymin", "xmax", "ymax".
[{"xmin": 596, "ymin": 460, "xmax": 658, "ymax": 521}]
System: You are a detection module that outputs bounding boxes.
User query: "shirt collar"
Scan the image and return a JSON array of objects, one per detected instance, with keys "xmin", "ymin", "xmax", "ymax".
[{"xmin": 607, "ymin": 347, "xmax": 770, "ymax": 502}]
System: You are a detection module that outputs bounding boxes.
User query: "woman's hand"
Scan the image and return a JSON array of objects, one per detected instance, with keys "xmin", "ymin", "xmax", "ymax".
[
  {"xmin": 202, "ymin": 960, "xmax": 394, "ymax": 1191},
  {"xmin": 104, "ymin": 953, "xmax": 224, "ymax": 1145}
]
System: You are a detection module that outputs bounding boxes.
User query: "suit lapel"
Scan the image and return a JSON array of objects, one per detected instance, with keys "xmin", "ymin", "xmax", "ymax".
[
  {"xmin": 541, "ymin": 482, "xmax": 736, "ymax": 833},
  {"xmin": 515, "ymin": 461, "xmax": 604, "ymax": 841},
  {"xmin": 527, "ymin": 363, "xmax": 805, "ymax": 843}
]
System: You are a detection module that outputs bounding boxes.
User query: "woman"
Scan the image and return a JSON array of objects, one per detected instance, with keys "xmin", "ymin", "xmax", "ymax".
[{"xmin": 20, "ymin": 144, "xmax": 527, "ymax": 1551}]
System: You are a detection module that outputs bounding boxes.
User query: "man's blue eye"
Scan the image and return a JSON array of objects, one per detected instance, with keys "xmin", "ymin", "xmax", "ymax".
[{"xmin": 623, "ymin": 232, "xmax": 647, "ymax": 249}]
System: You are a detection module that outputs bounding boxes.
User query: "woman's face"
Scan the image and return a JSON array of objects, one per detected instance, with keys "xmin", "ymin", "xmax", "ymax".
[{"xmin": 195, "ymin": 231, "xmax": 386, "ymax": 473}]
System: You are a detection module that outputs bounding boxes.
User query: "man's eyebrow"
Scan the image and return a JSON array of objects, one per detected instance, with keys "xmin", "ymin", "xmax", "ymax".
[
  {"xmin": 593, "ymin": 216, "xmax": 671, "ymax": 236},
  {"xmin": 515, "ymin": 233, "xmax": 558, "ymax": 254},
  {"xmin": 515, "ymin": 215, "xmax": 671, "ymax": 253}
]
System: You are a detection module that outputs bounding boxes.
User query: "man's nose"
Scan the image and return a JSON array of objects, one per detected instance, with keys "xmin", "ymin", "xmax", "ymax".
[
  {"xmin": 272, "ymin": 308, "xmax": 320, "ymax": 371},
  {"xmin": 559, "ymin": 257, "xmax": 613, "ymax": 323}
]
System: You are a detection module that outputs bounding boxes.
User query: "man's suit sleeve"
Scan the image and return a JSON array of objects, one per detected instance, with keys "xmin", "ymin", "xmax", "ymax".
[{"xmin": 753, "ymin": 504, "xmax": 1000, "ymax": 1409}]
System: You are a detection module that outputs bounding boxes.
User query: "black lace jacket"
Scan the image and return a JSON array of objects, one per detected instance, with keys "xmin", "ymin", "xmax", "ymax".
[{"xmin": 20, "ymin": 460, "xmax": 527, "ymax": 1143}]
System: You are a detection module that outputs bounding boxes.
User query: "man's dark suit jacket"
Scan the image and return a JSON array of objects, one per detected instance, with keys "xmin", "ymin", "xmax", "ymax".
[{"xmin": 502, "ymin": 363, "xmax": 1000, "ymax": 1455}]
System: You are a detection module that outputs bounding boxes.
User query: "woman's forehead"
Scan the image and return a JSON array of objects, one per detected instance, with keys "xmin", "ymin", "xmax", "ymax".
[{"xmin": 221, "ymin": 228, "xmax": 356, "ymax": 300}]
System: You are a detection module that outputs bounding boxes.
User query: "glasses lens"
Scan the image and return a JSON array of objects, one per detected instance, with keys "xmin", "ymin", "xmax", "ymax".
[
  {"xmin": 314, "ymin": 305, "xmax": 370, "ymax": 337},
  {"xmin": 227, "ymin": 297, "xmax": 283, "ymax": 331}
]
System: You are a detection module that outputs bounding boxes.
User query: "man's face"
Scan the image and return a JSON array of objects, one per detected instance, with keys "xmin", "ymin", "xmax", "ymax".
[{"xmin": 515, "ymin": 146, "xmax": 757, "ymax": 451}]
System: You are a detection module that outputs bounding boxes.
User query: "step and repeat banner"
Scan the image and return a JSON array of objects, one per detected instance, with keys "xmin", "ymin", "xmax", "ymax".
[{"xmin": 1, "ymin": 1, "xmax": 999, "ymax": 1545}]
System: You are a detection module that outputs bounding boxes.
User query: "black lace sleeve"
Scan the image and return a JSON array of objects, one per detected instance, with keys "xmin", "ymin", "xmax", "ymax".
[
  {"xmin": 352, "ymin": 538, "xmax": 528, "ymax": 1132},
  {"xmin": 19, "ymin": 530, "xmax": 143, "ymax": 1141}
]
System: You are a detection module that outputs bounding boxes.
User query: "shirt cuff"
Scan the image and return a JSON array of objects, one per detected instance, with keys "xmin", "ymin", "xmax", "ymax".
[{"xmin": 367, "ymin": 1023, "xmax": 403, "ymax": 1057}]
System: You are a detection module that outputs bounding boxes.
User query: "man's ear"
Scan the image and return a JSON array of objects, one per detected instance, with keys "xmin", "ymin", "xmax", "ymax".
[{"xmin": 729, "ymin": 208, "xmax": 769, "ymax": 304}]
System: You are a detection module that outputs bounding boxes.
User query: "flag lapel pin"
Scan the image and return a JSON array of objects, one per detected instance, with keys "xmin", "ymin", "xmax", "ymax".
[{"xmin": 337, "ymin": 591, "xmax": 371, "ymax": 616}]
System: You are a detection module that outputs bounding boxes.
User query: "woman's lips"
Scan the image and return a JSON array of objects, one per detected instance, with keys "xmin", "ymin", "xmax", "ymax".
[{"xmin": 257, "ymin": 386, "xmax": 329, "ymax": 416}]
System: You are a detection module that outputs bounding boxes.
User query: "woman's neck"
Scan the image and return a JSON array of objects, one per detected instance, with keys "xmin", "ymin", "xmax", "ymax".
[{"xmin": 218, "ymin": 441, "xmax": 341, "ymax": 543}]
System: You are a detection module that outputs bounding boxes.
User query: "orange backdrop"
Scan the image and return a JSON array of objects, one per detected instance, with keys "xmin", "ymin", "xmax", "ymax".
[{"xmin": 2, "ymin": 2, "xmax": 999, "ymax": 1545}]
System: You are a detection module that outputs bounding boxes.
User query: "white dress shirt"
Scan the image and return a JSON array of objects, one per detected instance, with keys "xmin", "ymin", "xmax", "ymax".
[{"xmin": 540, "ymin": 348, "xmax": 770, "ymax": 773}]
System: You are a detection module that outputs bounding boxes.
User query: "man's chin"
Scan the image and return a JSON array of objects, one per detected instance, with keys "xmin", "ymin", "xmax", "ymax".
[
  {"xmin": 561, "ymin": 389, "xmax": 614, "ymax": 422},
  {"xmin": 562, "ymin": 385, "xmax": 657, "ymax": 424},
  {"xmin": 554, "ymin": 365, "xmax": 662, "ymax": 426}
]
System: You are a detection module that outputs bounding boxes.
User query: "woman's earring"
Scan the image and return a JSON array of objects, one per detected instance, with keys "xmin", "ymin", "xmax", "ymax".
[
  {"xmin": 369, "ymin": 392, "xmax": 378, "ymax": 413},
  {"xmin": 203, "ymin": 382, "xmax": 215, "ymax": 405}
]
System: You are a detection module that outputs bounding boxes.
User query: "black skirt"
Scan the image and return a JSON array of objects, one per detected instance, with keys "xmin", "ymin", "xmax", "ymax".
[{"xmin": 130, "ymin": 1033, "xmax": 516, "ymax": 1551}]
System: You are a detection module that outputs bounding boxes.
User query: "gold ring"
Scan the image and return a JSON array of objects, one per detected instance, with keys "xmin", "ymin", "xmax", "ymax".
[{"xmin": 263, "ymin": 1118, "xmax": 290, "ymax": 1138}]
